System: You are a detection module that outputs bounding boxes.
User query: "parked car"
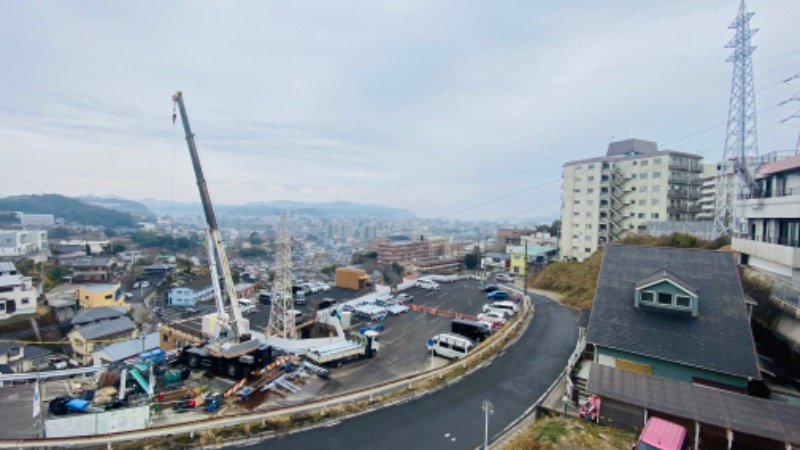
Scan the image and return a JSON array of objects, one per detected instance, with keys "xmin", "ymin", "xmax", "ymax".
[
  {"xmin": 481, "ymin": 285, "xmax": 499, "ymax": 293},
  {"xmin": 418, "ymin": 282, "xmax": 440, "ymax": 291},
  {"xmin": 486, "ymin": 291, "xmax": 510, "ymax": 300},
  {"xmin": 477, "ymin": 311, "xmax": 507, "ymax": 326},
  {"xmin": 125, "ymin": 292, "xmax": 134, "ymax": 299},
  {"xmin": 318, "ymin": 298, "xmax": 337, "ymax": 310},
  {"xmin": 395, "ymin": 293, "xmax": 414, "ymax": 303},
  {"xmin": 132, "ymin": 282, "xmax": 141, "ymax": 289},
  {"xmin": 141, "ymin": 281, "xmax": 150, "ymax": 288},
  {"xmin": 481, "ymin": 304, "xmax": 512, "ymax": 319},
  {"xmin": 496, "ymin": 273, "xmax": 514, "ymax": 283},
  {"xmin": 483, "ymin": 300, "xmax": 519, "ymax": 316}
]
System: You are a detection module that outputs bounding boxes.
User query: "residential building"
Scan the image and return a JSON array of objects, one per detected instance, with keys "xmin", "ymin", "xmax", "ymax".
[
  {"xmin": 587, "ymin": 244, "xmax": 760, "ymax": 391},
  {"xmin": 697, "ymin": 162, "xmax": 721, "ymax": 220},
  {"xmin": 67, "ymin": 316, "xmax": 137, "ymax": 366},
  {"xmin": 158, "ymin": 320, "xmax": 204, "ymax": 352},
  {"xmin": 18, "ymin": 213, "xmax": 55, "ymax": 227},
  {"xmin": 0, "ymin": 229, "xmax": 47, "ymax": 256},
  {"xmin": 0, "ymin": 343, "xmax": 51, "ymax": 373},
  {"xmin": 76, "ymin": 283, "xmax": 130, "ymax": 311},
  {"xmin": 732, "ymin": 151, "xmax": 800, "ymax": 352},
  {"xmin": 409, "ymin": 256, "xmax": 463, "ymax": 275},
  {"xmin": 560, "ymin": 139, "xmax": 704, "ymax": 261},
  {"xmin": 52, "ymin": 244, "xmax": 87, "ymax": 265},
  {"xmin": 167, "ymin": 278, "xmax": 213, "ymax": 307},
  {"xmin": 68, "ymin": 256, "xmax": 117, "ymax": 282},
  {"xmin": 92, "ymin": 332, "xmax": 159, "ymax": 367},
  {"xmin": 71, "ymin": 306, "xmax": 128, "ymax": 329},
  {"xmin": 370, "ymin": 237, "xmax": 429, "ymax": 264},
  {"xmin": 60, "ymin": 239, "xmax": 111, "ymax": 255},
  {"xmin": 496, "ymin": 228, "xmax": 535, "ymax": 246},
  {"xmin": 507, "ymin": 246, "xmax": 558, "ymax": 276},
  {"xmin": 0, "ymin": 261, "xmax": 38, "ymax": 320}
]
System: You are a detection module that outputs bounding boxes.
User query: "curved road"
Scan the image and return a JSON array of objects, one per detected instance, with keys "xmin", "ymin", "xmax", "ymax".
[{"xmin": 237, "ymin": 294, "xmax": 578, "ymax": 450}]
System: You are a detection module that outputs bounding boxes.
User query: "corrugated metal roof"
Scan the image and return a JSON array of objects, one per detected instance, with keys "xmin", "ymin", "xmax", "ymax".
[
  {"xmin": 0, "ymin": 262, "xmax": 17, "ymax": 273},
  {"xmin": 71, "ymin": 306, "xmax": 128, "ymax": 326},
  {"xmin": 757, "ymin": 154, "xmax": 800, "ymax": 177},
  {"xmin": 93, "ymin": 332, "xmax": 159, "ymax": 363},
  {"xmin": 587, "ymin": 363, "xmax": 800, "ymax": 445}
]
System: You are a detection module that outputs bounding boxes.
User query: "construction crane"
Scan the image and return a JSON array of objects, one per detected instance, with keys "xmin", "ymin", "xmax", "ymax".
[{"xmin": 172, "ymin": 91, "xmax": 272, "ymax": 379}]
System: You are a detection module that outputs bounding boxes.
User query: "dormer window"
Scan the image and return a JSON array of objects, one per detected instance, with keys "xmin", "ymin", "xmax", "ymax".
[{"xmin": 634, "ymin": 270, "xmax": 699, "ymax": 317}]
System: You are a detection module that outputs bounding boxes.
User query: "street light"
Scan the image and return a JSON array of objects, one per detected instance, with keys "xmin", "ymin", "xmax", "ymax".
[{"xmin": 482, "ymin": 399, "xmax": 494, "ymax": 449}]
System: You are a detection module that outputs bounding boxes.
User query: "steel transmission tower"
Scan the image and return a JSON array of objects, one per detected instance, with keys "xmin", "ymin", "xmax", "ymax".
[
  {"xmin": 267, "ymin": 213, "xmax": 295, "ymax": 338},
  {"xmin": 714, "ymin": 0, "xmax": 759, "ymax": 237}
]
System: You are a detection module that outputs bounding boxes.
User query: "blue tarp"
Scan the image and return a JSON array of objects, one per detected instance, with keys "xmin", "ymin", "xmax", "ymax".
[{"xmin": 66, "ymin": 399, "xmax": 90, "ymax": 411}]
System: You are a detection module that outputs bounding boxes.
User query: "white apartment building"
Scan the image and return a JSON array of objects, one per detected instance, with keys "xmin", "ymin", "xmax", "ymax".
[
  {"xmin": 0, "ymin": 261, "xmax": 38, "ymax": 320},
  {"xmin": 733, "ymin": 152, "xmax": 800, "ymax": 280},
  {"xmin": 697, "ymin": 163, "xmax": 721, "ymax": 221},
  {"xmin": 560, "ymin": 139, "xmax": 703, "ymax": 261},
  {"xmin": 0, "ymin": 230, "xmax": 48, "ymax": 257},
  {"xmin": 18, "ymin": 213, "xmax": 55, "ymax": 227}
]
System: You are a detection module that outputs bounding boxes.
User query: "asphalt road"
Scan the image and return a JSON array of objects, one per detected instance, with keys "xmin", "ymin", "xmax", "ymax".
[{"xmin": 236, "ymin": 294, "xmax": 578, "ymax": 450}]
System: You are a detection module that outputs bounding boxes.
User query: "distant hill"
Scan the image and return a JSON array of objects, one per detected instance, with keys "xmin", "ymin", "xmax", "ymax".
[
  {"xmin": 0, "ymin": 194, "xmax": 136, "ymax": 227},
  {"xmin": 80, "ymin": 196, "xmax": 156, "ymax": 220},
  {"xmin": 138, "ymin": 199, "xmax": 414, "ymax": 218}
]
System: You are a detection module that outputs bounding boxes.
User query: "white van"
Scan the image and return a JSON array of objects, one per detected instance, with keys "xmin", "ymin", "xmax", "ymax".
[
  {"xmin": 238, "ymin": 299, "xmax": 257, "ymax": 315},
  {"xmin": 427, "ymin": 333, "xmax": 474, "ymax": 359}
]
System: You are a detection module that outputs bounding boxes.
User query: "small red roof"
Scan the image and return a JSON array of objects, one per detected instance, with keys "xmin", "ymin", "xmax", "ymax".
[
  {"xmin": 639, "ymin": 417, "xmax": 687, "ymax": 450},
  {"xmin": 757, "ymin": 154, "xmax": 800, "ymax": 177}
]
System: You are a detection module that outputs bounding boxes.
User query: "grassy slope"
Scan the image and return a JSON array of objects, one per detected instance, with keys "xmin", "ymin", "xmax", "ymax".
[
  {"xmin": 504, "ymin": 416, "xmax": 635, "ymax": 450},
  {"xmin": 528, "ymin": 233, "xmax": 730, "ymax": 310}
]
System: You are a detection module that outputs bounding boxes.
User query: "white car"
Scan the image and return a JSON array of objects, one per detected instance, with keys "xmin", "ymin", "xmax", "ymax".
[
  {"xmin": 125, "ymin": 292, "xmax": 134, "ymax": 299},
  {"xmin": 141, "ymin": 281, "xmax": 150, "ymax": 288},
  {"xmin": 496, "ymin": 273, "xmax": 514, "ymax": 283},
  {"xmin": 321, "ymin": 284, "xmax": 331, "ymax": 292},
  {"xmin": 418, "ymin": 281, "xmax": 440, "ymax": 291},
  {"xmin": 477, "ymin": 311, "xmax": 507, "ymax": 326}
]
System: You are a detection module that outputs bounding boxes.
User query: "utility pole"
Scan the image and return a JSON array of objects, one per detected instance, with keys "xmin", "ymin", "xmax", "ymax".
[{"xmin": 523, "ymin": 240, "xmax": 528, "ymax": 298}]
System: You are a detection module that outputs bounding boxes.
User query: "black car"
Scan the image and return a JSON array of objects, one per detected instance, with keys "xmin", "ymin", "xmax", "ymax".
[
  {"xmin": 482, "ymin": 285, "xmax": 500, "ymax": 293},
  {"xmin": 318, "ymin": 297, "xmax": 337, "ymax": 310}
]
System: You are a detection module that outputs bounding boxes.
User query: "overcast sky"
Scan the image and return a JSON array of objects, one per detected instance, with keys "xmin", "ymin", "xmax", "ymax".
[{"xmin": 1, "ymin": 1, "xmax": 799, "ymax": 221}]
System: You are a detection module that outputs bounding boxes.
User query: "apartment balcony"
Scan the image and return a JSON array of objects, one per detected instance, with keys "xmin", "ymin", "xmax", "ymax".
[
  {"xmin": 668, "ymin": 177, "xmax": 702, "ymax": 186},
  {"xmin": 738, "ymin": 192, "xmax": 800, "ymax": 219},
  {"xmin": 668, "ymin": 163, "xmax": 703, "ymax": 173},
  {"xmin": 667, "ymin": 206, "xmax": 702, "ymax": 215},
  {"xmin": 667, "ymin": 189, "xmax": 702, "ymax": 200},
  {"xmin": 733, "ymin": 237, "xmax": 800, "ymax": 271}
]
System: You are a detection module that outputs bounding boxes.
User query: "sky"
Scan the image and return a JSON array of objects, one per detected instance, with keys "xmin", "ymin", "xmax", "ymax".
[{"xmin": 1, "ymin": 1, "xmax": 799, "ymax": 221}]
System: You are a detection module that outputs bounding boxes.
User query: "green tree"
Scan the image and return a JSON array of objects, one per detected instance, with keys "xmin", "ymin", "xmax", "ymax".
[
  {"xmin": 44, "ymin": 266, "xmax": 71, "ymax": 291},
  {"xmin": 49, "ymin": 227, "xmax": 71, "ymax": 239},
  {"xmin": 320, "ymin": 264, "xmax": 338, "ymax": 276},
  {"xmin": 464, "ymin": 246, "xmax": 480, "ymax": 270},
  {"xmin": 248, "ymin": 232, "xmax": 263, "ymax": 245},
  {"xmin": 15, "ymin": 258, "xmax": 37, "ymax": 277},
  {"xmin": 104, "ymin": 228, "xmax": 117, "ymax": 238},
  {"xmin": 239, "ymin": 247, "xmax": 267, "ymax": 258},
  {"xmin": 548, "ymin": 220, "xmax": 562, "ymax": 236},
  {"xmin": 391, "ymin": 262, "xmax": 405, "ymax": 276},
  {"xmin": 112, "ymin": 244, "xmax": 126, "ymax": 254},
  {"xmin": 366, "ymin": 251, "xmax": 378, "ymax": 258}
]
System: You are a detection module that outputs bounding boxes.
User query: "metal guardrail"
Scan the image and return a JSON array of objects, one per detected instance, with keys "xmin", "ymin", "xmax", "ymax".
[
  {"xmin": 0, "ymin": 366, "xmax": 102, "ymax": 381},
  {"xmin": 0, "ymin": 288, "xmax": 535, "ymax": 448}
]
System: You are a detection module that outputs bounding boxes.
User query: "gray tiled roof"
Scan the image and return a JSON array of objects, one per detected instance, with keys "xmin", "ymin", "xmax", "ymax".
[
  {"xmin": 74, "ymin": 317, "xmax": 136, "ymax": 340},
  {"xmin": 587, "ymin": 245, "xmax": 760, "ymax": 380},
  {"xmin": 72, "ymin": 306, "xmax": 128, "ymax": 326},
  {"xmin": 587, "ymin": 363, "xmax": 800, "ymax": 445}
]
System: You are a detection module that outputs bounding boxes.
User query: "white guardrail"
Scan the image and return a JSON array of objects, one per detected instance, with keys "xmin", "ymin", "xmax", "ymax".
[{"xmin": 0, "ymin": 287, "xmax": 535, "ymax": 448}]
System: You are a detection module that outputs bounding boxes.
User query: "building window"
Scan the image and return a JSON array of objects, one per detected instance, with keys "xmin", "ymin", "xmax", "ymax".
[
  {"xmin": 641, "ymin": 160, "xmax": 648, "ymax": 166},
  {"xmin": 586, "ymin": 224, "xmax": 593, "ymax": 229},
  {"xmin": 174, "ymin": 339, "xmax": 182, "ymax": 347},
  {"xmin": 640, "ymin": 173, "xmax": 648, "ymax": 179},
  {"xmin": 105, "ymin": 294, "xmax": 113, "ymax": 300},
  {"xmin": 576, "ymin": 165, "xmax": 582, "ymax": 171},
  {"xmin": 585, "ymin": 248, "xmax": 591, "ymax": 253},
  {"xmin": 657, "ymin": 293, "xmax": 672, "ymax": 305},
  {"xmin": 653, "ymin": 185, "xmax": 661, "ymax": 192},
  {"xmin": 652, "ymin": 199, "xmax": 660, "ymax": 206},
  {"xmin": 640, "ymin": 291, "xmax": 654, "ymax": 303},
  {"xmin": 21, "ymin": 298, "xmax": 29, "ymax": 304},
  {"xmin": 654, "ymin": 158, "xmax": 662, "ymax": 165},
  {"xmin": 651, "ymin": 213, "xmax": 660, "ymax": 219},
  {"xmin": 163, "ymin": 334, "xmax": 169, "ymax": 342},
  {"xmin": 638, "ymin": 213, "xmax": 645, "ymax": 218},
  {"xmin": 587, "ymin": 200, "xmax": 594, "ymax": 206},
  {"xmin": 632, "ymin": 174, "xmax": 638, "ymax": 179},
  {"xmin": 633, "ymin": 161, "xmax": 638, "ymax": 165},
  {"xmin": 588, "ymin": 176, "xmax": 595, "ymax": 182},
  {"xmin": 653, "ymin": 171, "xmax": 661, "ymax": 178},
  {"xmin": 588, "ymin": 164, "xmax": 595, "ymax": 169},
  {"xmin": 640, "ymin": 186, "xmax": 647, "ymax": 192},
  {"xmin": 588, "ymin": 188, "xmax": 594, "ymax": 193},
  {"xmin": 574, "ymin": 189, "xmax": 581, "ymax": 193},
  {"xmin": 631, "ymin": 186, "xmax": 637, "ymax": 192},
  {"xmin": 585, "ymin": 235, "xmax": 591, "ymax": 241},
  {"xmin": 675, "ymin": 296, "xmax": 691, "ymax": 308},
  {"xmin": 638, "ymin": 199, "xmax": 645, "ymax": 206}
]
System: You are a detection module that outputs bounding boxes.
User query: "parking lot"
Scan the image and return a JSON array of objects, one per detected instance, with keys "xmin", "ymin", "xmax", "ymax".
[
  {"xmin": 154, "ymin": 276, "xmax": 516, "ymax": 397},
  {"xmin": 317, "ymin": 277, "xmax": 509, "ymax": 395}
]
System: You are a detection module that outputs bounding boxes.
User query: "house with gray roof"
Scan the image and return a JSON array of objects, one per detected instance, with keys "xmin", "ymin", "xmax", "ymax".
[
  {"xmin": 0, "ymin": 342, "xmax": 52, "ymax": 373},
  {"xmin": 587, "ymin": 244, "xmax": 760, "ymax": 391},
  {"xmin": 71, "ymin": 306, "xmax": 128, "ymax": 328},
  {"xmin": 67, "ymin": 316, "xmax": 137, "ymax": 366}
]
